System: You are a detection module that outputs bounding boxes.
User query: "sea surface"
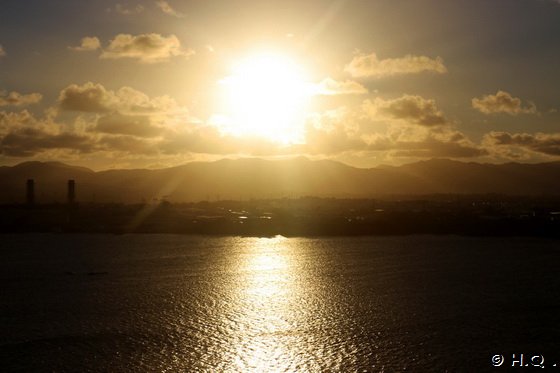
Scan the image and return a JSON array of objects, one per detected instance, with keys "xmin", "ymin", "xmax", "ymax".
[{"xmin": 1, "ymin": 234, "xmax": 559, "ymax": 372}]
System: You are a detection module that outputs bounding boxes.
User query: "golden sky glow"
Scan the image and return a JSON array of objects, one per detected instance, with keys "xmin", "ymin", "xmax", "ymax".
[{"xmin": 1, "ymin": 1, "xmax": 560, "ymax": 169}]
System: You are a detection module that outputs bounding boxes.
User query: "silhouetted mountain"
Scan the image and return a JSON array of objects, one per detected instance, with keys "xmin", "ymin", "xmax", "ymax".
[{"xmin": 1, "ymin": 158, "xmax": 559, "ymax": 203}]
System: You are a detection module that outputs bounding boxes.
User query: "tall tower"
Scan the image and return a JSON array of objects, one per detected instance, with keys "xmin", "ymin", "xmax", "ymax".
[
  {"xmin": 67, "ymin": 179, "xmax": 76, "ymax": 204},
  {"xmin": 26, "ymin": 179, "xmax": 35, "ymax": 205}
]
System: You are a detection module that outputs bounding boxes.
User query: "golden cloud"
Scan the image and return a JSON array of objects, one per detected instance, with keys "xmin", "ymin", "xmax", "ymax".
[
  {"xmin": 0, "ymin": 85, "xmax": 487, "ymax": 161},
  {"xmin": 0, "ymin": 91, "xmax": 42, "ymax": 107},
  {"xmin": 316, "ymin": 78, "xmax": 368, "ymax": 95},
  {"xmin": 58, "ymin": 82, "xmax": 180, "ymax": 115},
  {"xmin": 472, "ymin": 90, "xmax": 537, "ymax": 115},
  {"xmin": 0, "ymin": 110, "xmax": 93, "ymax": 157},
  {"xmin": 300, "ymin": 105, "xmax": 485, "ymax": 158},
  {"xmin": 69, "ymin": 37, "xmax": 101, "ymax": 52},
  {"xmin": 100, "ymin": 33, "xmax": 193, "ymax": 63},
  {"xmin": 344, "ymin": 52, "xmax": 447, "ymax": 78}
]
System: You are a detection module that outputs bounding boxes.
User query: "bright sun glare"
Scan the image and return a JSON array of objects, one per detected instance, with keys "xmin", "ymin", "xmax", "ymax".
[{"xmin": 218, "ymin": 52, "xmax": 313, "ymax": 144}]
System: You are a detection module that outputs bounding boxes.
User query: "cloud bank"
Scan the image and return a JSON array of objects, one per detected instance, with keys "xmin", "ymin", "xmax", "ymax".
[
  {"xmin": 485, "ymin": 131, "xmax": 560, "ymax": 156},
  {"xmin": 1, "ymin": 83, "xmax": 557, "ymax": 166}
]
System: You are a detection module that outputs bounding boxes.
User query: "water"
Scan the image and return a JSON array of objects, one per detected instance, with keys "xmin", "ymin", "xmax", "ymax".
[{"xmin": 1, "ymin": 234, "xmax": 559, "ymax": 372}]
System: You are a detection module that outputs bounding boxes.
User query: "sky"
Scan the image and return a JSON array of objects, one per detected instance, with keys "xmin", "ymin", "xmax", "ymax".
[{"xmin": 1, "ymin": 0, "xmax": 560, "ymax": 169}]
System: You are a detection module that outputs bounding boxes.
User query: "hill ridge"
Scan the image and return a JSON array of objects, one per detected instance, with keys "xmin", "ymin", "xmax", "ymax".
[{"xmin": 1, "ymin": 157, "xmax": 559, "ymax": 203}]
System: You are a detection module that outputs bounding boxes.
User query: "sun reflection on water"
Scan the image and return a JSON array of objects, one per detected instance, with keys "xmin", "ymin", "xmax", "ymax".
[{"xmin": 220, "ymin": 235, "xmax": 305, "ymax": 372}]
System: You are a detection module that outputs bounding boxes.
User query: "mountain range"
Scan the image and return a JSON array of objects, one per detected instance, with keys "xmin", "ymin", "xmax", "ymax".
[{"xmin": 1, "ymin": 158, "xmax": 560, "ymax": 203}]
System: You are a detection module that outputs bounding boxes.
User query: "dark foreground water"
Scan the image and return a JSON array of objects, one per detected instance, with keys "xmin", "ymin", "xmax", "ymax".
[{"xmin": 1, "ymin": 235, "xmax": 559, "ymax": 372}]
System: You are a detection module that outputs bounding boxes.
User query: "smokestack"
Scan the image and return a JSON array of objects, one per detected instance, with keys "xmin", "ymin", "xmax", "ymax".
[
  {"xmin": 67, "ymin": 179, "xmax": 76, "ymax": 204},
  {"xmin": 26, "ymin": 179, "xmax": 35, "ymax": 205}
]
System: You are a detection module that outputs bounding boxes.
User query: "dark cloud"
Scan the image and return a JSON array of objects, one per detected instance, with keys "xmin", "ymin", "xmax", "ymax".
[
  {"xmin": 389, "ymin": 137, "xmax": 489, "ymax": 158},
  {"xmin": 1, "ymin": 127, "xmax": 94, "ymax": 157},
  {"xmin": 485, "ymin": 131, "xmax": 560, "ymax": 156},
  {"xmin": 364, "ymin": 95, "xmax": 449, "ymax": 127},
  {"xmin": 58, "ymin": 82, "xmax": 115, "ymax": 112}
]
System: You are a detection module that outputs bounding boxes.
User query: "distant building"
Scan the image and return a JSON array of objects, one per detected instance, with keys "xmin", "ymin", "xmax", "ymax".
[
  {"xmin": 67, "ymin": 179, "xmax": 76, "ymax": 204},
  {"xmin": 26, "ymin": 179, "xmax": 35, "ymax": 205}
]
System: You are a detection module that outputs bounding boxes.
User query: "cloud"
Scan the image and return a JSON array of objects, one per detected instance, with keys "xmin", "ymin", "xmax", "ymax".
[
  {"xmin": 58, "ymin": 82, "xmax": 179, "ymax": 115},
  {"xmin": 100, "ymin": 33, "xmax": 193, "ymax": 63},
  {"xmin": 484, "ymin": 131, "xmax": 560, "ymax": 156},
  {"xmin": 316, "ymin": 78, "xmax": 368, "ymax": 95},
  {"xmin": 97, "ymin": 134, "xmax": 158, "ymax": 155},
  {"xmin": 386, "ymin": 130, "xmax": 488, "ymax": 158},
  {"xmin": 363, "ymin": 95, "xmax": 449, "ymax": 126},
  {"xmin": 0, "ymin": 102, "xmax": 173, "ymax": 158},
  {"xmin": 58, "ymin": 82, "xmax": 116, "ymax": 112},
  {"xmin": 108, "ymin": 3, "xmax": 145, "ymax": 15},
  {"xmin": 113, "ymin": 86, "xmax": 179, "ymax": 114},
  {"xmin": 472, "ymin": 91, "xmax": 537, "ymax": 115},
  {"xmin": 1, "ymin": 89, "xmax": 260, "ymax": 159},
  {"xmin": 344, "ymin": 52, "xmax": 447, "ymax": 78},
  {"xmin": 0, "ymin": 110, "xmax": 93, "ymax": 157},
  {"xmin": 1, "ymin": 129, "xmax": 93, "ymax": 157},
  {"xmin": 0, "ymin": 110, "xmax": 34, "ymax": 134},
  {"xmin": 95, "ymin": 113, "xmax": 162, "ymax": 138},
  {"xmin": 0, "ymin": 45, "xmax": 5, "ymax": 57},
  {"xmin": 303, "ymin": 108, "xmax": 367, "ymax": 154},
  {"xmin": 155, "ymin": 0, "xmax": 184, "ymax": 17},
  {"xmin": 299, "ymin": 105, "xmax": 485, "ymax": 158},
  {"xmin": 0, "ymin": 83, "xmax": 486, "ymax": 162},
  {"xmin": 0, "ymin": 91, "xmax": 42, "ymax": 107},
  {"xmin": 69, "ymin": 37, "xmax": 101, "ymax": 52},
  {"xmin": 58, "ymin": 82, "xmax": 188, "ymax": 139}
]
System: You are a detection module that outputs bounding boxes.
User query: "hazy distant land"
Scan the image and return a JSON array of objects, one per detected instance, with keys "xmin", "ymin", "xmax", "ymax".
[
  {"xmin": 1, "ymin": 158, "xmax": 560, "ymax": 204},
  {"xmin": 2, "ymin": 158, "xmax": 560, "ymax": 236}
]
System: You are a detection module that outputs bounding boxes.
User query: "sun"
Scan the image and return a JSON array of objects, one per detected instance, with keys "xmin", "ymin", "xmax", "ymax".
[{"xmin": 218, "ymin": 52, "xmax": 313, "ymax": 144}]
